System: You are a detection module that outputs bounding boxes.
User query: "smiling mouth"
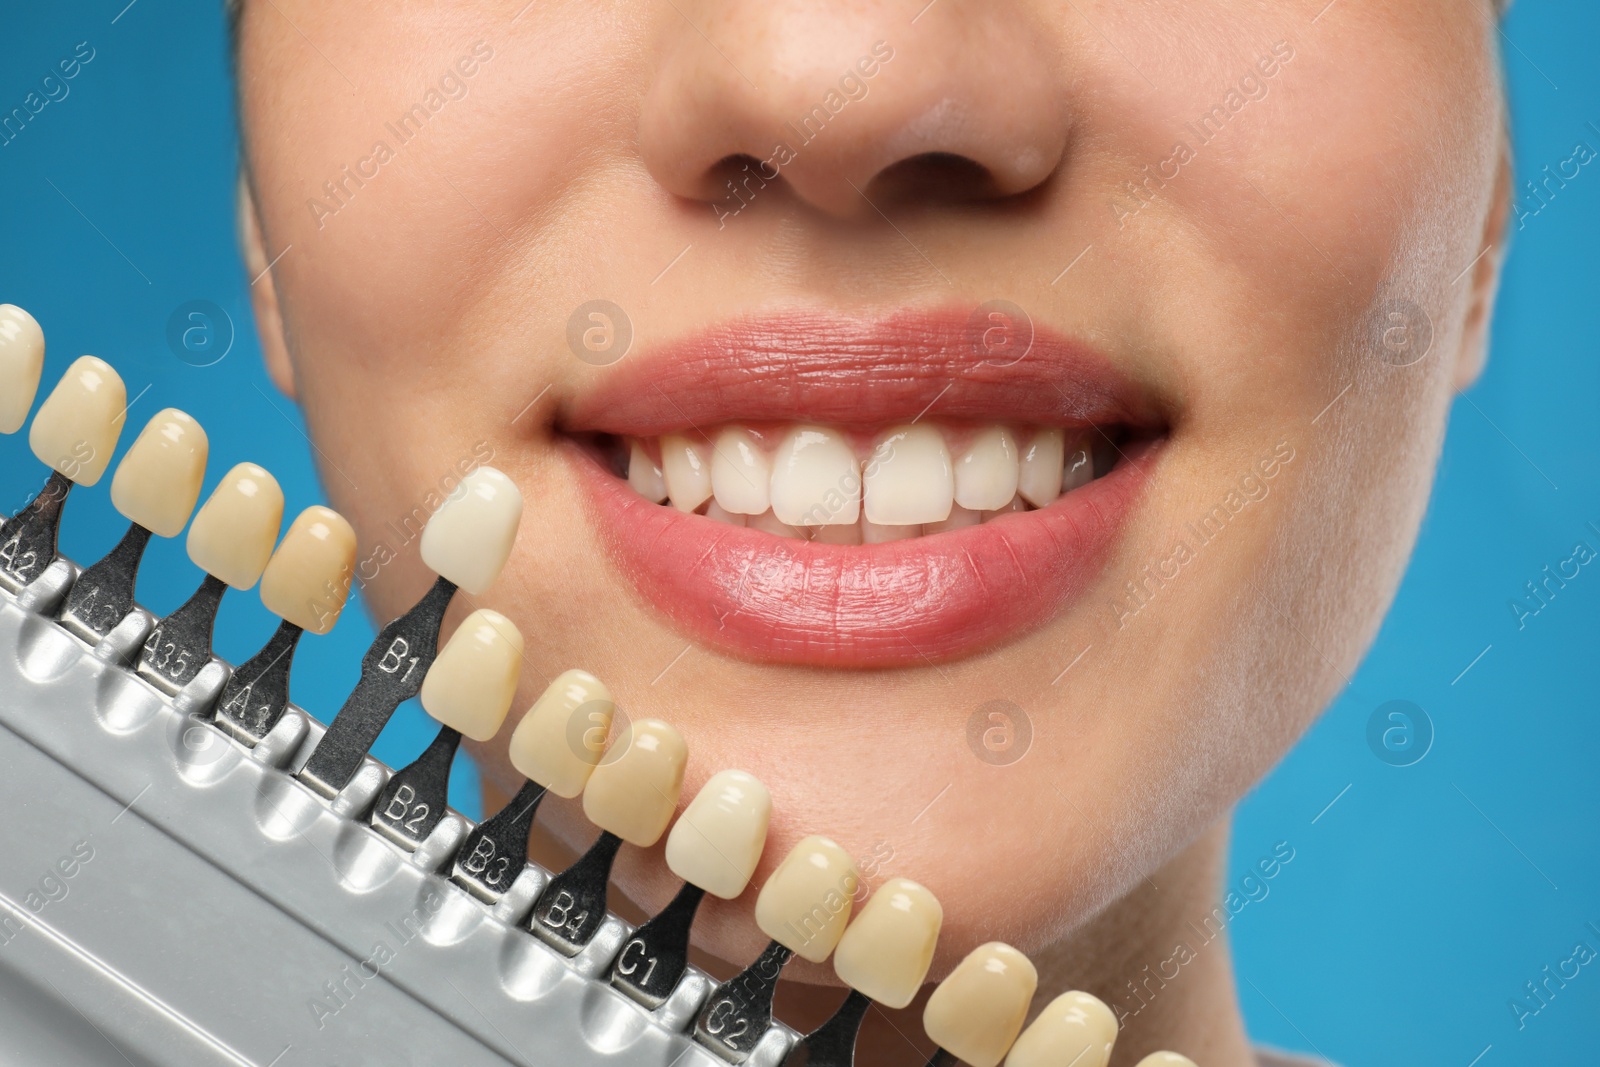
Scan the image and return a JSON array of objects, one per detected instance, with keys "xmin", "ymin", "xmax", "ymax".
[{"xmin": 559, "ymin": 308, "xmax": 1168, "ymax": 668}]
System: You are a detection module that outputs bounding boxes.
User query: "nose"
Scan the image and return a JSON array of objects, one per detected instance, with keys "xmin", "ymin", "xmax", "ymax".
[{"xmin": 638, "ymin": 2, "xmax": 1071, "ymax": 219}]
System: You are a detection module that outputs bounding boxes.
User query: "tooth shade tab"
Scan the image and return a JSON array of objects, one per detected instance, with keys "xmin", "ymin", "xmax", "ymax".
[
  {"xmin": 832, "ymin": 878, "xmax": 943, "ymax": 1009},
  {"xmin": 665, "ymin": 769, "xmax": 772, "ymax": 898},
  {"xmin": 955, "ymin": 426, "xmax": 1020, "ymax": 511},
  {"xmin": 1134, "ymin": 1056, "xmax": 1198, "ymax": 1067},
  {"xmin": 259, "ymin": 506, "xmax": 357, "ymax": 634},
  {"xmin": 754, "ymin": 835, "xmax": 860, "ymax": 963},
  {"xmin": 770, "ymin": 425, "xmax": 860, "ymax": 527},
  {"xmin": 582, "ymin": 719, "xmax": 688, "ymax": 846},
  {"xmin": 864, "ymin": 424, "xmax": 953, "ymax": 525},
  {"xmin": 0, "ymin": 304, "xmax": 45, "ymax": 434},
  {"xmin": 419, "ymin": 609, "xmax": 524, "ymax": 742},
  {"xmin": 508, "ymin": 669, "xmax": 614, "ymax": 798},
  {"xmin": 711, "ymin": 427, "xmax": 772, "ymax": 514},
  {"xmin": 29, "ymin": 355, "xmax": 126, "ymax": 486},
  {"xmin": 923, "ymin": 941, "xmax": 1038, "ymax": 1067},
  {"xmin": 418, "ymin": 465, "xmax": 522, "ymax": 595},
  {"xmin": 186, "ymin": 462, "xmax": 284, "ymax": 590},
  {"xmin": 1017, "ymin": 428, "xmax": 1065, "ymax": 508},
  {"xmin": 627, "ymin": 441, "xmax": 668, "ymax": 503},
  {"xmin": 1004, "ymin": 991, "xmax": 1118, "ymax": 1067},
  {"xmin": 661, "ymin": 433, "xmax": 713, "ymax": 512},
  {"xmin": 110, "ymin": 408, "xmax": 209, "ymax": 538}
]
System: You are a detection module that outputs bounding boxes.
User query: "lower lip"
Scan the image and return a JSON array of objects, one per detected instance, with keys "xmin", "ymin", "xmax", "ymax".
[{"xmin": 568, "ymin": 441, "xmax": 1156, "ymax": 668}]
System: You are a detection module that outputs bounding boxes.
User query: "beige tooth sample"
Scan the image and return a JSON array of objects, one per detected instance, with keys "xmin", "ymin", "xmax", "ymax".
[
  {"xmin": 711, "ymin": 427, "xmax": 771, "ymax": 515},
  {"xmin": 865, "ymin": 424, "xmax": 952, "ymax": 525},
  {"xmin": 1134, "ymin": 1056, "xmax": 1198, "ymax": 1067},
  {"xmin": 508, "ymin": 669, "xmax": 614, "ymax": 797},
  {"xmin": 661, "ymin": 433, "xmax": 712, "ymax": 512},
  {"xmin": 418, "ymin": 608, "xmax": 522, "ymax": 741},
  {"xmin": 955, "ymin": 427, "xmax": 1019, "ymax": 511},
  {"xmin": 0, "ymin": 304, "xmax": 45, "ymax": 434},
  {"xmin": 665, "ymin": 769, "xmax": 771, "ymax": 898},
  {"xmin": 832, "ymin": 878, "xmax": 942, "ymax": 1009},
  {"xmin": 924, "ymin": 942, "xmax": 1038, "ymax": 1067},
  {"xmin": 755, "ymin": 835, "xmax": 860, "ymax": 963},
  {"xmin": 627, "ymin": 441, "xmax": 668, "ymax": 503},
  {"xmin": 110, "ymin": 408, "xmax": 208, "ymax": 538},
  {"xmin": 1062, "ymin": 438, "xmax": 1093, "ymax": 493},
  {"xmin": 771, "ymin": 425, "xmax": 859, "ymax": 527},
  {"xmin": 1017, "ymin": 428, "xmax": 1065, "ymax": 508},
  {"xmin": 419, "ymin": 465, "xmax": 522, "ymax": 594},
  {"xmin": 186, "ymin": 462, "xmax": 283, "ymax": 589},
  {"xmin": 1004, "ymin": 991, "xmax": 1117, "ymax": 1067},
  {"xmin": 259, "ymin": 505, "xmax": 357, "ymax": 634},
  {"xmin": 583, "ymin": 719, "xmax": 687, "ymax": 846},
  {"xmin": 28, "ymin": 355, "xmax": 126, "ymax": 486}
]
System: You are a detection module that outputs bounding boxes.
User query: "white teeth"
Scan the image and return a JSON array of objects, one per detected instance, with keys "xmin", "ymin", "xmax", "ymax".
[
  {"xmin": 626, "ymin": 441, "xmax": 667, "ymax": 503},
  {"xmin": 582, "ymin": 718, "xmax": 688, "ymax": 847},
  {"xmin": 1017, "ymin": 428, "xmax": 1065, "ymax": 509},
  {"xmin": 711, "ymin": 427, "xmax": 771, "ymax": 515},
  {"xmin": 508, "ymin": 669, "xmax": 614, "ymax": 798},
  {"xmin": 748, "ymin": 509, "xmax": 806, "ymax": 539},
  {"xmin": 28, "ymin": 355, "xmax": 126, "ymax": 487},
  {"xmin": 924, "ymin": 505, "xmax": 981, "ymax": 535},
  {"xmin": 186, "ymin": 462, "xmax": 284, "ymax": 590},
  {"xmin": 955, "ymin": 427, "xmax": 1020, "ymax": 511},
  {"xmin": 770, "ymin": 425, "xmax": 859, "ymax": 527},
  {"xmin": 661, "ymin": 433, "xmax": 713, "ymax": 512},
  {"xmin": 418, "ymin": 466, "xmax": 522, "ymax": 595},
  {"xmin": 863, "ymin": 520, "xmax": 918, "ymax": 544},
  {"xmin": 418, "ymin": 608, "xmax": 524, "ymax": 742},
  {"xmin": 1062, "ymin": 439, "xmax": 1093, "ymax": 493},
  {"xmin": 0, "ymin": 304, "xmax": 45, "ymax": 435},
  {"xmin": 109, "ymin": 408, "xmax": 209, "ymax": 538},
  {"xmin": 704, "ymin": 500, "xmax": 748, "ymax": 526},
  {"xmin": 258, "ymin": 505, "xmax": 357, "ymax": 634},
  {"xmin": 665, "ymin": 769, "xmax": 771, "ymax": 898},
  {"xmin": 864, "ymin": 424, "xmax": 953, "ymax": 526}
]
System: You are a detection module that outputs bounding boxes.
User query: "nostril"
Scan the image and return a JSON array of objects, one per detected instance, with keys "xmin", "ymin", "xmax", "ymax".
[
  {"xmin": 866, "ymin": 152, "xmax": 1000, "ymax": 206},
  {"xmin": 705, "ymin": 153, "xmax": 783, "ymax": 210}
]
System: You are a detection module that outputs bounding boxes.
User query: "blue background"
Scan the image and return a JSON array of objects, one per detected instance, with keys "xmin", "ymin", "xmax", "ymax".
[{"xmin": 0, "ymin": 4, "xmax": 1595, "ymax": 1064}]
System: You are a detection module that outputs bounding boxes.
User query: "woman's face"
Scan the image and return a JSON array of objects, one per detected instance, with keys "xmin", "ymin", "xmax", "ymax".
[{"xmin": 237, "ymin": 0, "xmax": 1504, "ymax": 974}]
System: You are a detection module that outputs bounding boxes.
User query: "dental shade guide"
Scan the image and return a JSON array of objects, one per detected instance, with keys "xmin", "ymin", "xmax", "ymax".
[
  {"xmin": 136, "ymin": 461, "xmax": 283, "ymax": 693},
  {"xmin": 298, "ymin": 465, "xmax": 521, "ymax": 797},
  {"xmin": 613, "ymin": 768, "xmax": 773, "ymax": 1008},
  {"xmin": 0, "ymin": 355, "xmax": 125, "ymax": 592},
  {"xmin": 922, "ymin": 942, "xmax": 1038, "ymax": 1067},
  {"xmin": 214, "ymin": 506, "xmax": 357, "ymax": 742},
  {"xmin": 1003, "ymin": 990, "xmax": 1119, "ymax": 1067},
  {"xmin": 59, "ymin": 408, "xmax": 207, "ymax": 641},
  {"xmin": 372, "ymin": 608, "xmax": 521, "ymax": 849},
  {"xmin": 531, "ymin": 718, "xmax": 688, "ymax": 954},
  {"xmin": 696, "ymin": 836, "xmax": 860, "ymax": 1062}
]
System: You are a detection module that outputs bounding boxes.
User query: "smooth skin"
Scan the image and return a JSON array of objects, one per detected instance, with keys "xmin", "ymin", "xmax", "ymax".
[{"xmin": 235, "ymin": 1, "xmax": 1509, "ymax": 1062}]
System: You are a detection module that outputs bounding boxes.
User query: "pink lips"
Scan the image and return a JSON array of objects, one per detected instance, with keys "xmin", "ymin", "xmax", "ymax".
[{"xmin": 562, "ymin": 309, "xmax": 1164, "ymax": 667}]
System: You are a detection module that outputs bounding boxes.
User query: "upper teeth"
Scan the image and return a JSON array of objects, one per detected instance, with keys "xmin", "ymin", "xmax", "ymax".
[{"xmin": 623, "ymin": 422, "xmax": 1104, "ymax": 539}]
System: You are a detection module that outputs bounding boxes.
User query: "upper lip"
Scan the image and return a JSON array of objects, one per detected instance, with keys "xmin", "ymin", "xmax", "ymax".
[{"xmin": 560, "ymin": 307, "xmax": 1168, "ymax": 434}]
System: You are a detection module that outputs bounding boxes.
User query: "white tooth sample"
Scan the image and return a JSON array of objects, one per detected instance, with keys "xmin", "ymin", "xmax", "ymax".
[
  {"xmin": 508, "ymin": 669, "xmax": 614, "ymax": 797},
  {"xmin": 812, "ymin": 521, "xmax": 862, "ymax": 545},
  {"xmin": 665, "ymin": 769, "xmax": 772, "ymax": 898},
  {"xmin": 186, "ymin": 462, "xmax": 284, "ymax": 589},
  {"xmin": 1062, "ymin": 438, "xmax": 1093, "ymax": 493},
  {"xmin": 259, "ymin": 505, "xmax": 357, "ymax": 634},
  {"xmin": 627, "ymin": 441, "xmax": 668, "ymax": 503},
  {"xmin": 770, "ymin": 425, "xmax": 859, "ymax": 527},
  {"xmin": 1134, "ymin": 1056, "xmax": 1198, "ymax": 1067},
  {"xmin": 924, "ymin": 942, "xmax": 1038, "ymax": 1067},
  {"xmin": 582, "ymin": 719, "xmax": 687, "ymax": 847},
  {"xmin": 955, "ymin": 427, "xmax": 1019, "ymax": 511},
  {"xmin": 748, "ymin": 510, "xmax": 806, "ymax": 540},
  {"xmin": 924, "ymin": 505, "xmax": 981, "ymax": 535},
  {"xmin": 865, "ymin": 424, "xmax": 952, "ymax": 525},
  {"xmin": 711, "ymin": 427, "xmax": 771, "ymax": 515},
  {"xmin": 28, "ymin": 355, "xmax": 126, "ymax": 486},
  {"xmin": 832, "ymin": 878, "xmax": 942, "ymax": 1009},
  {"xmin": 0, "ymin": 304, "xmax": 45, "ymax": 434},
  {"xmin": 704, "ymin": 500, "xmax": 748, "ymax": 526},
  {"xmin": 419, "ymin": 466, "xmax": 522, "ymax": 594},
  {"xmin": 863, "ymin": 520, "xmax": 918, "ymax": 543},
  {"xmin": 109, "ymin": 408, "xmax": 209, "ymax": 538},
  {"xmin": 1004, "ymin": 991, "xmax": 1117, "ymax": 1067},
  {"xmin": 755, "ymin": 835, "xmax": 859, "ymax": 963},
  {"xmin": 419, "ymin": 609, "xmax": 523, "ymax": 742},
  {"xmin": 661, "ymin": 433, "xmax": 713, "ymax": 512},
  {"xmin": 1017, "ymin": 428, "xmax": 1065, "ymax": 508}
]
